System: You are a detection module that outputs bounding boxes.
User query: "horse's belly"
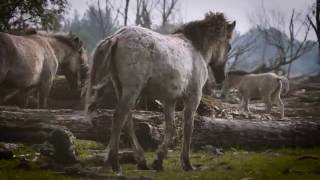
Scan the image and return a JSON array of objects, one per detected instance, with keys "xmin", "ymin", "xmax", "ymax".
[
  {"xmin": 144, "ymin": 73, "xmax": 189, "ymax": 100},
  {"xmin": 6, "ymin": 56, "xmax": 44, "ymax": 87}
]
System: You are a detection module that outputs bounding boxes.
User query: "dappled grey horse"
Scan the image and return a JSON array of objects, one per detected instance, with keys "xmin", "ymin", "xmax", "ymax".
[
  {"xmin": 85, "ymin": 12, "xmax": 235, "ymax": 173},
  {"xmin": 0, "ymin": 30, "xmax": 88, "ymax": 108}
]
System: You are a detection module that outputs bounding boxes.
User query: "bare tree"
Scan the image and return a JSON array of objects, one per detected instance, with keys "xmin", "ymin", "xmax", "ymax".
[
  {"xmin": 160, "ymin": 0, "xmax": 179, "ymax": 27},
  {"xmin": 135, "ymin": 0, "xmax": 157, "ymax": 28},
  {"xmin": 307, "ymin": 0, "xmax": 320, "ymax": 56},
  {"xmin": 226, "ymin": 31, "xmax": 258, "ymax": 73},
  {"xmin": 250, "ymin": 6, "xmax": 316, "ymax": 76},
  {"xmin": 88, "ymin": 0, "xmax": 119, "ymax": 37},
  {"xmin": 124, "ymin": 0, "xmax": 130, "ymax": 26}
]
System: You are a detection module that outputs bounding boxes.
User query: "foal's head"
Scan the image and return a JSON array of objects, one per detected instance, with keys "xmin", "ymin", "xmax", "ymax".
[{"xmin": 58, "ymin": 32, "xmax": 89, "ymax": 91}]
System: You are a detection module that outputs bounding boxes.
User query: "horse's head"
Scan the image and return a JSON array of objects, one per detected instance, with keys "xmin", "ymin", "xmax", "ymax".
[
  {"xmin": 210, "ymin": 43, "xmax": 231, "ymax": 84},
  {"xmin": 200, "ymin": 12, "xmax": 235, "ymax": 84},
  {"xmin": 221, "ymin": 71, "xmax": 248, "ymax": 96},
  {"xmin": 174, "ymin": 12, "xmax": 235, "ymax": 84},
  {"xmin": 60, "ymin": 32, "xmax": 89, "ymax": 91}
]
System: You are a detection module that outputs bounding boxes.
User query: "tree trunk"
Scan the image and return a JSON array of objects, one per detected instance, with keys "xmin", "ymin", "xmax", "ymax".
[{"xmin": 1, "ymin": 106, "xmax": 320, "ymax": 150}]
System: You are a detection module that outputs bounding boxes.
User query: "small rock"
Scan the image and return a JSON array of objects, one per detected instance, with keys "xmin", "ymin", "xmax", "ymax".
[
  {"xmin": 15, "ymin": 158, "xmax": 32, "ymax": 170},
  {"xmin": 0, "ymin": 150, "xmax": 14, "ymax": 159}
]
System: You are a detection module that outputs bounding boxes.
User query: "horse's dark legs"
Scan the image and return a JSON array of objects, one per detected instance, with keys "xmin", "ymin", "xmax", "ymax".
[
  {"xmin": 152, "ymin": 100, "xmax": 175, "ymax": 171},
  {"xmin": 125, "ymin": 114, "xmax": 148, "ymax": 170},
  {"xmin": 38, "ymin": 78, "xmax": 53, "ymax": 108},
  {"xmin": 106, "ymin": 89, "xmax": 139, "ymax": 174},
  {"xmin": 181, "ymin": 93, "xmax": 201, "ymax": 171}
]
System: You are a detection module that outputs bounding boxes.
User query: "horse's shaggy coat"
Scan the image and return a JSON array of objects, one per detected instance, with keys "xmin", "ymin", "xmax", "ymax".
[
  {"xmin": 0, "ymin": 30, "xmax": 88, "ymax": 107},
  {"xmin": 86, "ymin": 12, "xmax": 235, "ymax": 173},
  {"xmin": 222, "ymin": 72, "xmax": 290, "ymax": 118}
]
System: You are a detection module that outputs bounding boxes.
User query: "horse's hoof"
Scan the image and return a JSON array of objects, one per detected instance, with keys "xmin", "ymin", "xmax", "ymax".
[
  {"xmin": 182, "ymin": 164, "xmax": 194, "ymax": 171},
  {"xmin": 152, "ymin": 159, "xmax": 164, "ymax": 171},
  {"xmin": 181, "ymin": 160, "xmax": 194, "ymax": 171},
  {"xmin": 111, "ymin": 163, "xmax": 122, "ymax": 174},
  {"xmin": 137, "ymin": 160, "xmax": 149, "ymax": 170}
]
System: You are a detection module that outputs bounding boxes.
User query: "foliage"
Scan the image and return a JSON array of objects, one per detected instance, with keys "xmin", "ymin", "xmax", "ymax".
[
  {"xmin": 74, "ymin": 139, "xmax": 104, "ymax": 160},
  {"xmin": 0, "ymin": 0, "xmax": 68, "ymax": 31}
]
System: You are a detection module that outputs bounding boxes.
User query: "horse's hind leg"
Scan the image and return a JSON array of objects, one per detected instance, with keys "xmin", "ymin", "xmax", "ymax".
[
  {"xmin": 264, "ymin": 94, "xmax": 272, "ymax": 114},
  {"xmin": 152, "ymin": 100, "xmax": 175, "ymax": 171},
  {"xmin": 38, "ymin": 79, "xmax": 53, "ymax": 108},
  {"xmin": 273, "ymin": 91, "xmax": 284, "ymax": 119},
  {"xmin": 181, "ymin": 93, "xmax": 201, "ymax": 171},
  {"xmin": 106, "ymin": 88, "xmax": 140, "ymax": 174},
  {"xmin": 125, "ymin": 113, "xmax": 148, "ymax": 170},
  {"xmin": 111, "ymin": 76, "xmax": 147, "ymax": 170}
]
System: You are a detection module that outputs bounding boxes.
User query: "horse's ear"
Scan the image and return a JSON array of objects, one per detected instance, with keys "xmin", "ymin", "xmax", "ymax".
[{"xmin": 228, "ymin": 21, "xmax": 236, "ymax": 32}]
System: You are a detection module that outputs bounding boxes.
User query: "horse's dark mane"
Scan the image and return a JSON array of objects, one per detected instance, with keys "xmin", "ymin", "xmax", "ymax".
[
  {"xmin": 37, "ymin": 31, "xmax": 84, "ymax": 51},
  {"xmin": 173, "ymin": 12, "xmax": 229, "ymax": 51},
  {"xmin": 8, "ymin": 28, "xmax": 37, "ymax": 36},
  {"xmin": 228, "ymin": 70, "xmax": 250, "ymax": 76}
]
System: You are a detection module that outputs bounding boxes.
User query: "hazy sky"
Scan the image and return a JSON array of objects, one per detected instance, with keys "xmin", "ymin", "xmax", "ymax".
[{"xmin": 68, "ymin": 0, "xmax": 316, "ymax": 39}]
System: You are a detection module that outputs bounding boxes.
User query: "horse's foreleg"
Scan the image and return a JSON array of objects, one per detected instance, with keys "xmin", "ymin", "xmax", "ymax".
[
  {"xmin": 125, "ymin": 113, "xmax": 148, "ymax": 170},
  {"xmin": 181, "ymin": 94, "xmax": 201, "ymax": 171},
  {"xmin": 152, "ymin": 100, "xmax": 175, "ymax": 171}
]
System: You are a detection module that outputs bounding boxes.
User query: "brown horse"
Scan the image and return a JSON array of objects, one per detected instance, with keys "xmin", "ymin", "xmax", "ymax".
[
  {"xmin": 85, "ymin": 12, "xmax": 235, "ymax": 173},
  {"xmin": 0, "ymin": 30, "xmax": 88, "ymax": 108}
]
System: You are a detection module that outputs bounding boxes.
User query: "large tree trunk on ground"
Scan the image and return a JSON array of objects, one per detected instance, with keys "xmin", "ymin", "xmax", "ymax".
[{"xmin": 0, "ymin": 106, "xmax": 320, "ymax": 150}]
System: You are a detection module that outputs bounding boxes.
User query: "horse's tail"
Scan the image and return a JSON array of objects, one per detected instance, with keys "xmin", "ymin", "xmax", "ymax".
[
  {"xmin": 272, "ymin": 77, "xmax": 283, "ymax": 99},
  {"xmin": 83, "ymin": 35, "xmax": 119, "ymax": 115},
  {"xmin": 0, "ymin": 33, "xmax": 12, "ymax": 81}
]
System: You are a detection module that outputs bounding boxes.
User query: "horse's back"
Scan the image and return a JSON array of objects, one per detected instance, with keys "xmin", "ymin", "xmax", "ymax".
[
  {"xmin": 112, "ymin": 26, "xmax": 206, "ymax": 100},
  {"xmin": 240, "ymin": 73, "xmax": 280, "ymax": 97},
  {"xmin": 0, "ymin": 32, "xmax": 56, "ymax": 87}
]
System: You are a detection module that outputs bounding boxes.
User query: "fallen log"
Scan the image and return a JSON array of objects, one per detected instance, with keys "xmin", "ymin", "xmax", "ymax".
[{"xmin": 0, "ymin": 106, "xmax": 320, "ymax": 151}]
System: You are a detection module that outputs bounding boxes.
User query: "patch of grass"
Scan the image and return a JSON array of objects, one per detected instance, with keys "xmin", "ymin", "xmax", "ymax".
[
  {"xmin": 2, "ymin": 140, "xmax": 320, "ymax": 179},
  {"xmin": 0, "ymin": 144, "xmax": 73, "ymax": 180},
  {"xmin": 74, "ymin": 139, "xmax": 104, "ymax": 160},
  {"xmin": 73, "ymin": 140, "xmax": 320, "ymax": 179},
  {"xmin": 0, "ymin": 169, "xmax": 73, "ymax": 180},
  {"xmin": 0, "ymin": 159, "xmax": 73, "ymax": 180},
  {"xmin": 123, "ymin": 147, "xmax": 320, "ymax": 180}
]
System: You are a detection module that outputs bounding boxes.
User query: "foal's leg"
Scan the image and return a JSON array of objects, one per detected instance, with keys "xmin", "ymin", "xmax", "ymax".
[
  {"xmin": 265, "ymin": 94, "xmax": 272, "ymax": 114},
  {"xmin": 243, "ymin": 97, "xmax": 250, "ymax": 113},
  {"xmin": 274, "ymin": 92, "xmax": 284, "ymax": 119},
  {"xmin": 152, "ymin": 100, "xmax": 175, "ymax": 171},
  {"xmin": 106, "ymin": 89, "xmax": 139, "ymax": 174},
  {"xmin": 181, "ymin": 93, "xmax": 201, "ymax": 171}
]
